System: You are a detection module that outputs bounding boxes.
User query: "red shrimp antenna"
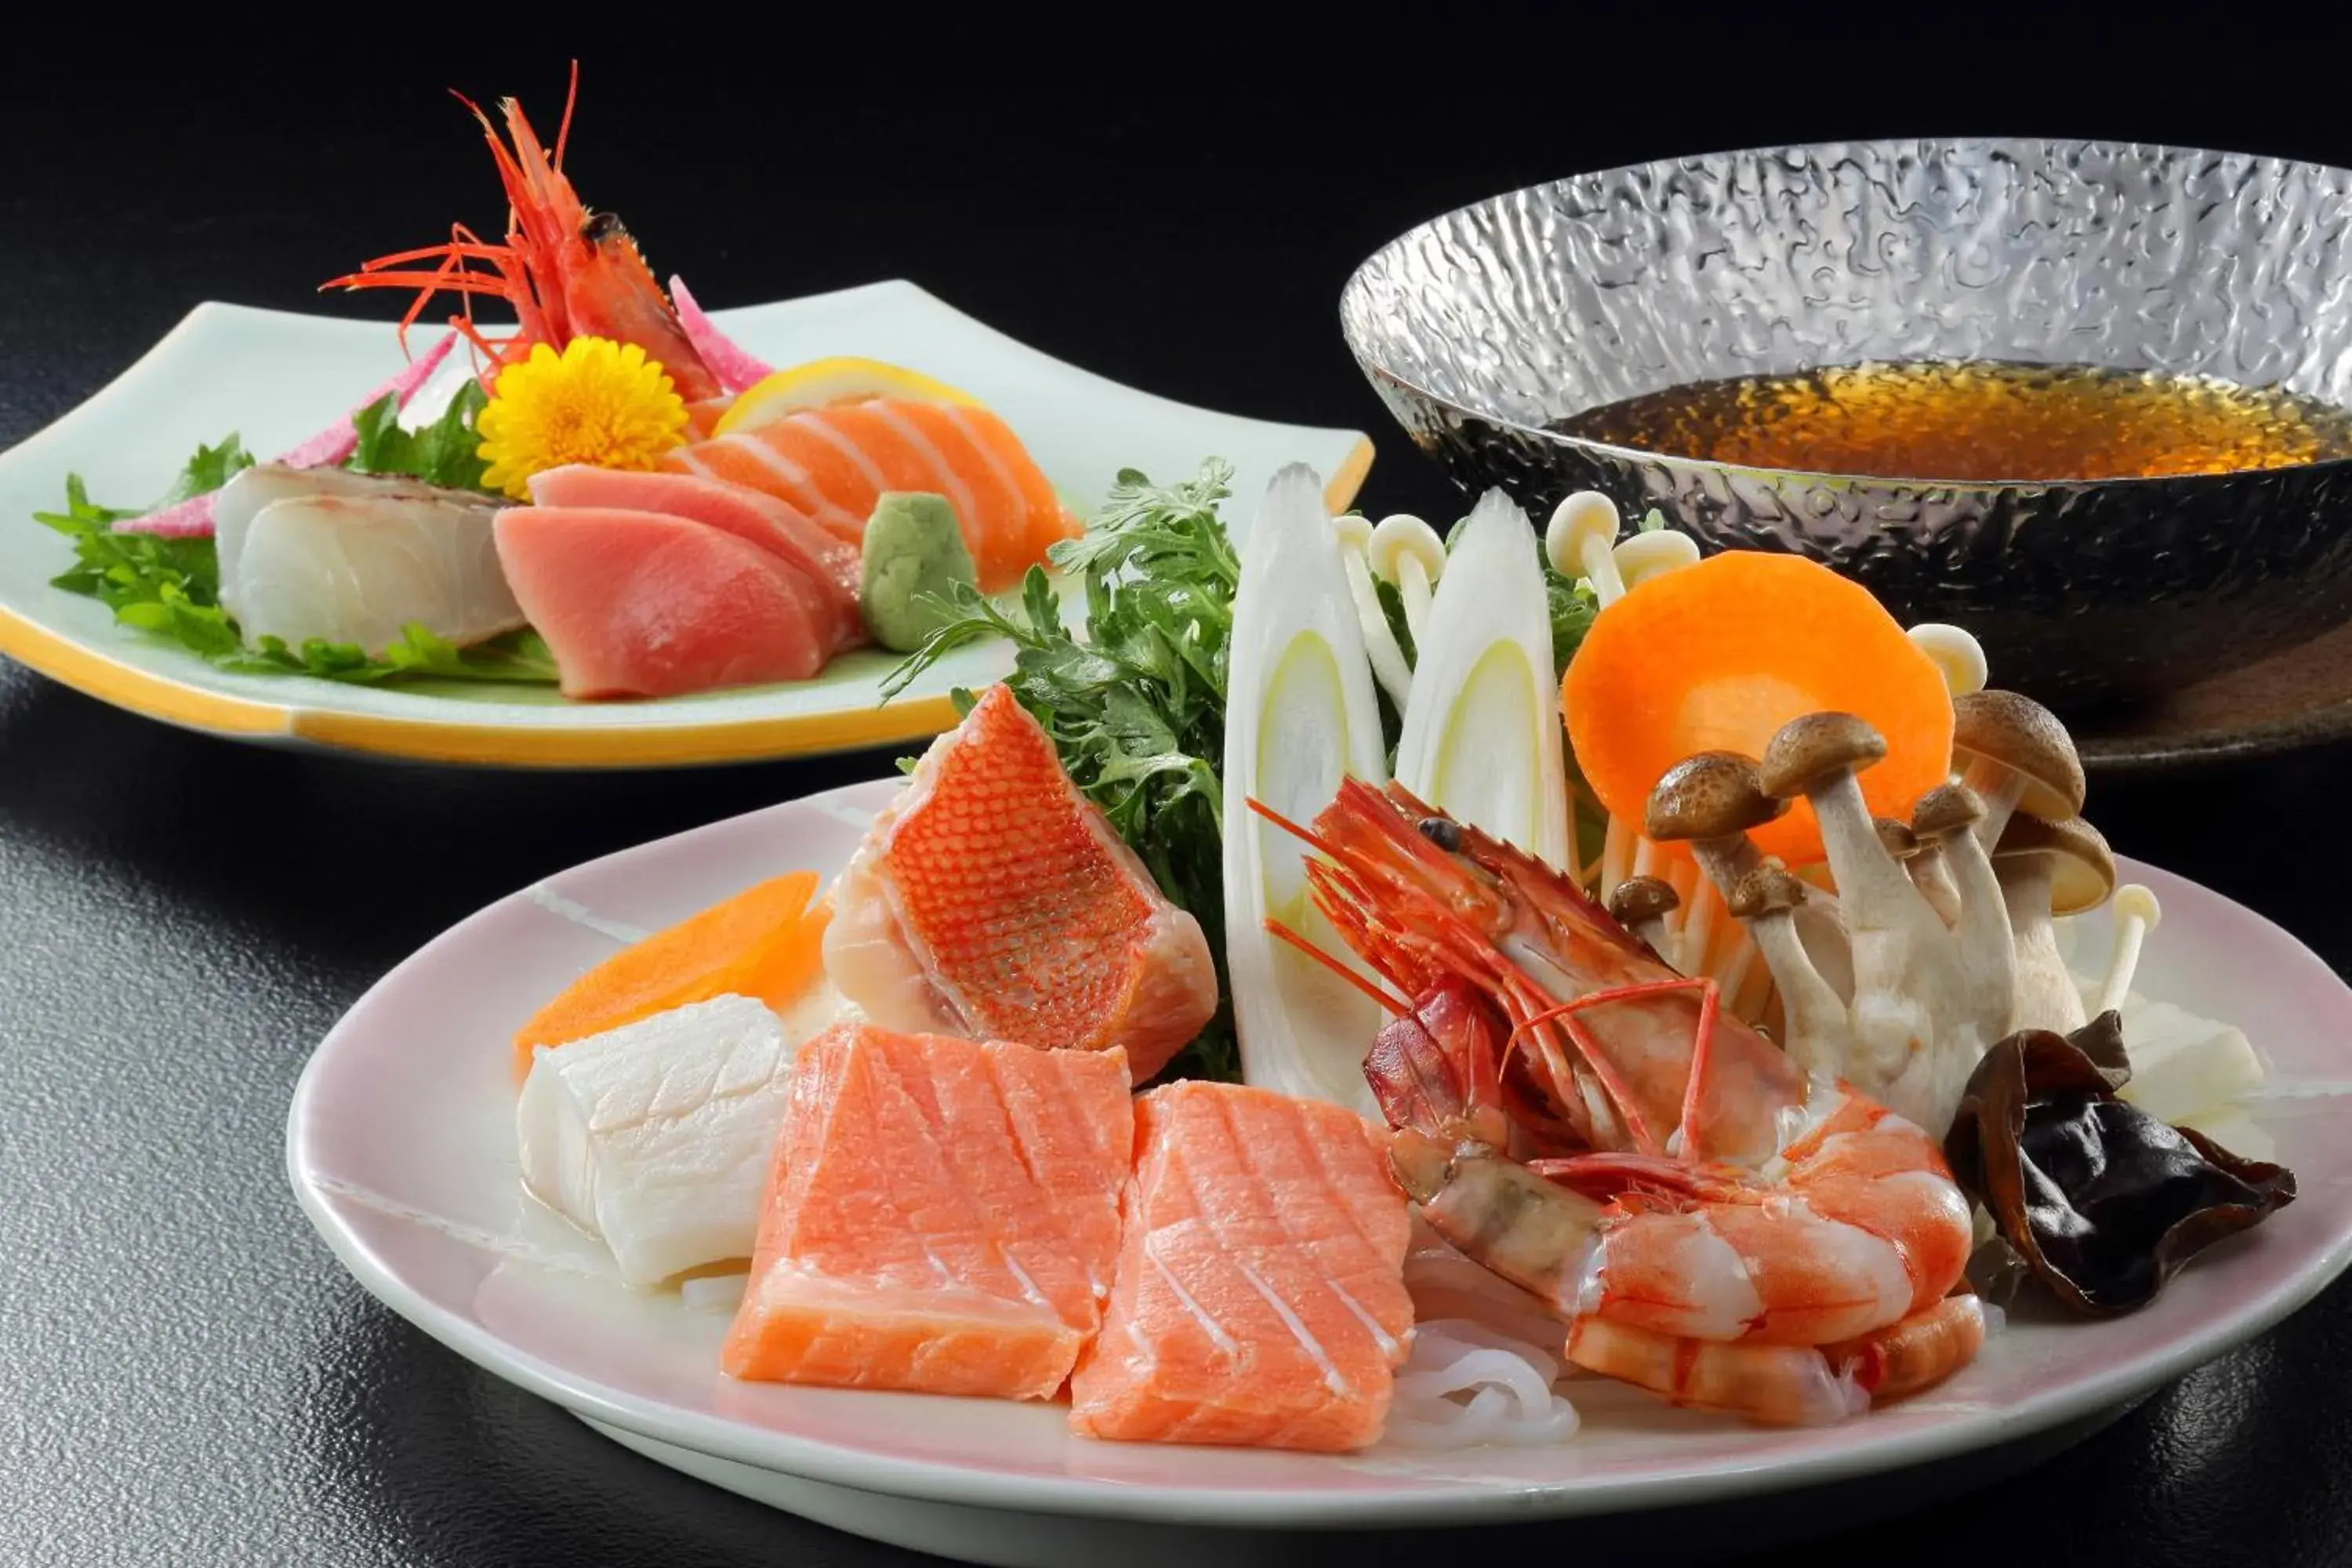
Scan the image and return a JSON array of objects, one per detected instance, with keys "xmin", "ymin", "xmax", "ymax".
[
  {"xmin": 554, "ymin": 59, "xmax": 579, "ymax": 170},
  {"xmin": 1261, "ymin": 919, "xmax": 1406, "ymax": 1014}
]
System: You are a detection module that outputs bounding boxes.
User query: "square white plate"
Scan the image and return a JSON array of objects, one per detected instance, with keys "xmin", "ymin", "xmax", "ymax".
[{"xmin": 0, "ymin": 283, "xmax": 1371, "ymax": 767}]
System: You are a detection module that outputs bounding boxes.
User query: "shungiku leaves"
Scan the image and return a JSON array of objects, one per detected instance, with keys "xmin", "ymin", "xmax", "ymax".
[{"xmin": 1944, "ymin": 1013, "xmax": 2296, "ymax": 1316}]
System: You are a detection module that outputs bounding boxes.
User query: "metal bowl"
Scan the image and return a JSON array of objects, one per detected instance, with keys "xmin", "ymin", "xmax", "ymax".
[{"xmin": 1340, "ymin": 138, "xmax": 2352, "ymax": 710}]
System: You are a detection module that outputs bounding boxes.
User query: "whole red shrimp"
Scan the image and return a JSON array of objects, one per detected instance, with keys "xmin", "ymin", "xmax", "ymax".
[{"xmin": 321, "ymin": 64, "xmax": 722, "ymax": 401}]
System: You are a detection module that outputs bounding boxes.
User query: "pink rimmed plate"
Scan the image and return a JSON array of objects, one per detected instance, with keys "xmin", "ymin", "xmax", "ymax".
[{"xmin": 286, "ymin": 778, "xmax": 2352, "ymax": 1566}]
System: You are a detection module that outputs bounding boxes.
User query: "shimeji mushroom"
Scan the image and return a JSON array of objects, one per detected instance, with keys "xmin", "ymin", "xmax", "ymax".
[
  {"xmin": 1646, "ymin": 753, "xmax": 1788, "ymax": 901},
  {"xmin": 1911, "ymin": 782, "xmax": 2018, "ymax": 1044},
  {"xmin": 2092, "ymin": 883, "xmax": 2162, "ymax": 1018},
  {"xmin": 1951, "ymin": 690, "xmax": 2085, "ymax": 851},
  {"xmin": 1613, "ymin": 528, "xmax": 1700, "ymax": 592},
  {"xmin": 1545, "ymin": 492, "xmax": 1627, "ymax": 604},
  {"xmin": 1907, "ymin": 623, "xmax": 1989, "ymax": 699},
  {"xmin": 1729, "ymin": 862, "xmax": 1849, "ymax": 1080},
  {"xmin": 1759, "ymin": 712, "xmax": 1974, "ymax": 1132},
  {"xmin": 1329, "ymin": 513, "xmax": 1415, "ymax": 708},
  {"xmin": 1990, "ymin": 813, "xmax": 2118, "ymax": 1035},
  {"xmin": 1368, "ymin": 513, "xmax": 1446, "ymax": 644},
  {"xmin": 1644, "ymin": 753, "xmax": 1853, "ymax": 1003},
  {"xmin": 1886, "ymin": 811, "xmax": 1960, "ymax": 927},
  {"xmin": 1607, "ymin": 875, "xmax": 1682, "ymax": 961}
]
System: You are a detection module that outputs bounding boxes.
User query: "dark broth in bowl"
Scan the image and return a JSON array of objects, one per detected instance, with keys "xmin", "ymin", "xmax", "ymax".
[{"xmin": 1551, "ymin": 360, "xmax": 2352, "ymax": 482}]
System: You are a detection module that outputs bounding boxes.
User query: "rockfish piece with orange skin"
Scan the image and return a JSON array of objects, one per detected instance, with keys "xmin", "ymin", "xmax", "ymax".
[
  {"xmin": 823, "ymin": 685, "xmax": 1219, "ymax": 1081},
  {"xmin": 722, "ymin": 1023, "xmax": 1132, "ymax": 1399}
]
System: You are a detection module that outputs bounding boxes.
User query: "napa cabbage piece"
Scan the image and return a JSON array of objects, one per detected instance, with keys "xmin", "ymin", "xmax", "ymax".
[
  {"xmin": 1222, "ymin": 464, "xmax": 1391, "ymax": 1114},
  {"xmin": 1392, "ymin": 490, "xmax": 1570, "ymax": 873}
]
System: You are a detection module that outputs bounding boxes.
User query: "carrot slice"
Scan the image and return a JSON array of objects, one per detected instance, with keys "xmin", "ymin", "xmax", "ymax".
[
  {"xmin": 1562, "ymin": 552, "xmax": 1952, "ymax": 867},
  {"xmin": 512, "ymin": 869, "xmax": 829, "ymax": 1078}
]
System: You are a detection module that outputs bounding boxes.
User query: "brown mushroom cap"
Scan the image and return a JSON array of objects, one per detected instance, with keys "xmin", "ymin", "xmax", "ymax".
[
  {"xmin": 1729, "ymin": 861, "xmax": 1810, "ymax": 921},
  {"xmin": 1758, "ymin": 713, "xmax": 1889, "ymax": 800},
  {"xmin": 1992, "ymin": 812, "xmax": 2118, "ymax": 915},
  {"xmin": 1607, "ymin": 875, "xmax": 1682, "ymax": 927},
  {"xmin": 1875, "ymin": 817, "xmax": 1920, "ymax": 860},
  {"xmin": 1952, "ymin": 690, "xmax": 2086, "ymax": 820},
  {"xmin": 1645, "ymin": 752, "xmax": 1789, "ymax": 843},
  {"xmin": 1910, "ymin": 781, "xmax": 1988, "ymax": 842}
]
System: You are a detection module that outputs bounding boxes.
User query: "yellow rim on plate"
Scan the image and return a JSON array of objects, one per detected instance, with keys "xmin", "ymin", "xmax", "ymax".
[{"xmin": 0, "ymin": 437, "xmax": 1374, "ymax": 767}]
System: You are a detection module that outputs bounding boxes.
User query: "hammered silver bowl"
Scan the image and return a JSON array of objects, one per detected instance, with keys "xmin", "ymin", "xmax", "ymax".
[{"xmin": 1341, "ymin": 138, "xmax": 2352, "ymax": 710}]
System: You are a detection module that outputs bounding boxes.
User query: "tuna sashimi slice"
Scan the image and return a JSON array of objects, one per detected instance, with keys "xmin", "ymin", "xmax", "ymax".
[
  {"xmin": 822, "ymin": 684, "xmax": 1219, "ymax": 1082},
  {"xmin": 523, "ymin": 465, "xmax": 862, "ymax": 649},
  {"xmin": 493, "ymin": 506, "xmax": 848, "ymax": 699},
  {"xmin": 1069, "ymin": 1080, "xmax": 1413, "ymax": 1452},
  {"xmin": 722, "ymin": 1024, "xmax": 1133, "ymax": 1399}
]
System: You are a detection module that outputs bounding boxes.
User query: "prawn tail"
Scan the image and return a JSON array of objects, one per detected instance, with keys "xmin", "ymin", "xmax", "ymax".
[
  {"xmin": 1826, "ymin": 1293, "xmax": 1988, "ymax": 1404},
  {"xmin": 1564, "ymin": 1318, "xmax": 1871, "ymax": 1427}
]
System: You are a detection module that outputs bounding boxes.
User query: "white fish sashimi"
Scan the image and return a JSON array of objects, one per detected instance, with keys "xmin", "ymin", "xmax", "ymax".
[
  {"xmin": 1393, "ymin": 490, "xmax": 1570, "ymax": 872},
  {"xmin": 515, "ymin": 994, "xmax": 800, "ymax": 1287},
  {"xmin": 1222, "ymin": 463, "xmax": 1390, "ymax": 1115},
  {"xmin": 212, "ymin": 464, "xmax": 521, "ymax": 656}
]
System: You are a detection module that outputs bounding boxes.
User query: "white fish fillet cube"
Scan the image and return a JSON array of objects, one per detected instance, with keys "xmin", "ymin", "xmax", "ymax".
[{"xmin": 515, "ymin": 995, "xmax": 797, "ymax": 1287}]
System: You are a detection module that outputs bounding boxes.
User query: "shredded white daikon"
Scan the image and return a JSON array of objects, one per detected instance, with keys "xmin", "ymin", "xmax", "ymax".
[{"xmin": 1385, "ymin": 1319, "xmax": 1579, "ymax": 1449}]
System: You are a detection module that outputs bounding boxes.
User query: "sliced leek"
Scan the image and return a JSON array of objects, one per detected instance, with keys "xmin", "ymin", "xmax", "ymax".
[
  {"xmin": 1392, "ymin": 490, "xmax": 1572, "ymax": 873},
  {"xmin": 1223, "ymin": 464, "xmax": 1392, "ymax": 1114}
]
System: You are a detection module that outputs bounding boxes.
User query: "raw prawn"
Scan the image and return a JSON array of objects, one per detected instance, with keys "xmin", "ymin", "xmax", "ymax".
[
  {"xmin": 322, "ymin": 64, "xmax": 722, "ymax": 401},
  {"xmin": 1261, "ymin": 779, "xmax": 1985, "ymax": 1425}
]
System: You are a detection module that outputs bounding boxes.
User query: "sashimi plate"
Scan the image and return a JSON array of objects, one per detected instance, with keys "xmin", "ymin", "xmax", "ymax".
[
  {"xmin": 0, "ymin": 283, "xmax": 1370, "ymax": 768},
  {"xmin": 287, "ymin": 779, "xmax": 2352, "ymax": 1567}
]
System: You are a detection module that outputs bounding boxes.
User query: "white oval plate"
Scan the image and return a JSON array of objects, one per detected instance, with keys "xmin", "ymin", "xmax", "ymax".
[
  {"xmin": 287, "ymin": 778, "xmax": 2352, "ymax": 1559},
  {"xmin": 0, "ymin": 285, "xmax": 1370, "ymax": 768}
]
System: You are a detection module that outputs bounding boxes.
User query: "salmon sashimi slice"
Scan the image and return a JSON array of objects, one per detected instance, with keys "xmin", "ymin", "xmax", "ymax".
[
  {"xmin": 822, "ymin": 684, "xmax": 1219, "ymax": 1082},
  {"xmin": 523, "ymin": 466, "xmax": 863, "ymax": 649},
  {"xmin": 665, "ymin": 432, "xmax": 871, "ymax": 545},
  {"xmin": 1069, "ymin": 1081, "xmax": 1414, "ymax": 1452},
  {"xmin": 662, "ymin": 398, "xmax": 1076, "ymax": 591},
  {"xmin": 493, "ymin": 506, "xmax": 851, "ymax": 699},
  {"xmin": 722, "ymin": 1023, "xmax": 1134, "ymax": 1399}
]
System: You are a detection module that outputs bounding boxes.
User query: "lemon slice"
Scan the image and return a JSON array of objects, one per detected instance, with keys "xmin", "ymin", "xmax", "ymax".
[{"xmin": 713, "ymin": 357, "xmax": 981, "ymax": 437}]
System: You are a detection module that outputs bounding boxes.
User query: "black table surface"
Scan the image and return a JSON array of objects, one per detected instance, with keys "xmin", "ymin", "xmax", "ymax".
[{"xmin": 9, "ymin": 26, "xmax": 2352, "ymax": 1566}]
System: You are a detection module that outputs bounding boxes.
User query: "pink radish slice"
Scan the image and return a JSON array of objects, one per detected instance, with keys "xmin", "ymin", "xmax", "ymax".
[
  {"xmin": 670, "ymin": 276, "xmax": 773, "ymax": 395},
  {"xmin": 114, "ymin": 331, "xmax": 460, "ymax": 538},
  {"xmin": 116, "ymin": 492, "xmax": 220, "ymax": 539}
]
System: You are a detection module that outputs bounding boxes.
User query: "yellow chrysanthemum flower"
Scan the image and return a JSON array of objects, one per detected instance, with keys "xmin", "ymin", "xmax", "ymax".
[{"xmin": 477, "ymin": 337, "xmax": 689, "ymax": 500}]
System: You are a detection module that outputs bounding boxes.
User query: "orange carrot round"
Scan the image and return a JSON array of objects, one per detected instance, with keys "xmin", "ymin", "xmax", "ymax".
[
  {"xmin": 512, "ymin": 869, "xmax": 829, "ymax": 1079},
  {"xmin": 1562, "ymin": 552, "xmax": 1953, "ymax": 867}
]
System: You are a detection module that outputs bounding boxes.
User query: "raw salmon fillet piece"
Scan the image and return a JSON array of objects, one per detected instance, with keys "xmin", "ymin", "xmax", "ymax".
[
  {"xmin": 822, "ymin": 684, "xmax": 1219, "ymax": 1082},
  {"xmin": 662, "ymin": 399, "xmax": 1077, "ymax": 591},
  {"xmin": 722, "ymin": 1023, "xmax": 1133, "ymax": 1399},
  {"xmin": 1069, "ymin": 1080, "xmax": 1414, "ymax": 1451}
]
